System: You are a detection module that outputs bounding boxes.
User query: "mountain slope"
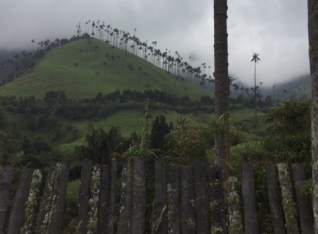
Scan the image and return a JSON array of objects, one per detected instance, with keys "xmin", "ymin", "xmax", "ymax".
[{"xmin": 0, "ymin": 39, "xmax": 211, "ymax": 100}]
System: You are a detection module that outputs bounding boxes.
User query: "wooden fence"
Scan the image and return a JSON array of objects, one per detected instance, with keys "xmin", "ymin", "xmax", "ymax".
[{"xmin": 0, "ymin": 158, "xmax": 314, "ymax": 234}]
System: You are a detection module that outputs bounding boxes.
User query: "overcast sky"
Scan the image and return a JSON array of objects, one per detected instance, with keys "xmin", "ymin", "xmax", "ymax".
[{"xmin": 0, "ymin": 0, "xmax": 309, "ymax": 86}]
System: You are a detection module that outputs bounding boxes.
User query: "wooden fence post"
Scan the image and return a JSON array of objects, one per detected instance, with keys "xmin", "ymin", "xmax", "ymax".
[
  {"xmin": 77, "ymin": 160, "xmax": 92, "ymax": 234},
  {"xmin": 266, "ymin": 163, "xmax": 286, "ymax": 234},
  {"xmin": 227, "ymin": 177, "xmax": 243, "ymax": 234},
  {"xmin": 7, "ymin": 168, "xmax": 35, "ymax": 234},
  {"xmin": 152, "ymin": 160, "xmax": 167, "ymax": 234},
  {"xmin": 131, "ymin": 157, "xmax": 146, "ymax": 234},
  {"xmin": 193, "ymin": 160, "xmax": 209, "ymax": 234},
  {"xmin": 291, "ymin": 164, "xmax": 314, "ymax": 234},
  {"xmin": 181, "ymin": 166, "xmax": 195, "ymax": 234},
  {"xmin": 22, "ymin": 169, "xmax": 42, "ymax": 234},
  {"xmin": 166, "ymin": 164, "xmax": 180, "ymax": 234},
  {"xmin": 35, "ymin": 162, "xmax": 69, "ymax": 233},
  {"xmin": 107, "ymin": 160, "xmax": 117, "ymax": 234},
  {"xmin": 86, "ymin": 165, "xmax": 101, "ymax": 233},
  {"xmin": 117, "ymin": 161, "xmax": 133, "ymax": 234},
  {"xmin": 0, "ymin": 165, "xmax": 14, "ymax": 233},
  {"xmin": 208, "ymin": 165, "xmax": 226, "ymax": 234},
  {"xmin": 98, "ymin": 164, "xmax": 110, "ymax": 234},
  {"xmin": 241, "ymin": 162, "xmax": 258, "ymax": 234},
  {"xmin": 277, "ymin": 163, "xmax": 300, "ymax": 234}
]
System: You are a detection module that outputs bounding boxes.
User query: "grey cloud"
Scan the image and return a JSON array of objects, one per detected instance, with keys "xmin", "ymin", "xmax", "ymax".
[{"xmin": 0, "ymin": 0, "xmax": 310, "ymax": 86}]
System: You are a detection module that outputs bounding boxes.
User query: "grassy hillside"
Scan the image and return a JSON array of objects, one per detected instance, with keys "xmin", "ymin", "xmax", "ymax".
[
  {"xmin": 58, "ymin": 109, "xmax": 180, "ymax": 155},
  {"xmin": 0, "ymin": 39, "xmax": 211, "ymax": 100},
  {"xmin": 0, "ymin": 38, "xmax": 266, "ymax": 166}
]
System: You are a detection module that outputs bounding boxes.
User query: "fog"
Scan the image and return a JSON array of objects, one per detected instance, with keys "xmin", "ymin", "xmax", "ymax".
[{"xmin": 0, "ymin": 0, "xmax": 309, "ymax": 86}]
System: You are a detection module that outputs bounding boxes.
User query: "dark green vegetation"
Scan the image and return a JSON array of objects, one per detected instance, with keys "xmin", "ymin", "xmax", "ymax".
[
  {"xmin": 0, "ymin": 29, "xmax": 312, "ymax": 233},
  {"xmin": 0, "ymin": 34, "xmax": 276, "ymax": 167}
]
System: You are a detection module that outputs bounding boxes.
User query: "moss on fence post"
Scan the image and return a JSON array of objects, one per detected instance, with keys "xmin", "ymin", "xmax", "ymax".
[
  {"xmin": 227, "ymin": 177, "xmax": 243, "ymax": 234},
  {"xmin": 87, "ymin": 165, "xmax": 101, "ymax": 233},
  {"xmin": 39, "ymin": 163, "xmax": 63, "ymax": 233},
  {"xmin": 36, "ymin": 162, "xmax": 69, "ymax": 234},
  {"xmin": 21, "ymin": 169, "xmax": 42, "ymax": 234},
  {"xmin": 277, "ymin": 163, "xmax": 300, "ymax": 234}
]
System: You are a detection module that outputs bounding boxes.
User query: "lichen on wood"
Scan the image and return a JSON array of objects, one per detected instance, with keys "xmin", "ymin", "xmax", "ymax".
[
  {"xmin": 86, "ymin": 165, "xmax": 101, "ymax": 233},
  {"xmin": 226, "ymin": 177, "xmax": 243, "ymax": 234},
  {"xmin": 37, "ymin": 163, "xmax": 65, "ymax": 233},
  {"xmin": 20, "ymin": 169, "xmax": 42, "ymax": 234},
  {"xmin": 277, "ymin": 163, "xmax": 300, "ymax": 234}
]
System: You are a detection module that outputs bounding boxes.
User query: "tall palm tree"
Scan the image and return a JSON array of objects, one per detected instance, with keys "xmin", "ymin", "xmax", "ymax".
[
  {"xmin": 251, "ymin": 52, "xmax": 260, "ymax": 128},
  {"xmin": 31, "ymin": 39, "xmax": 35, "ymax": 52},
  {"xmin": 308, "ymin": 1, "xmax": 318, "ymax": 231},
  {"xmin": 91, "ymin": 21, "xmax": 95, "ymax": 38},
  {"xmin": 214, "ymin": 0, "xmax": 229, "ymax": 169}
]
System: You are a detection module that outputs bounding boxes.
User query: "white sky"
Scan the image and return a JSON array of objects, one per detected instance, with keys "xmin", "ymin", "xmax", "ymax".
[{"xmin": 0, "ymin": 0, "xmax": 309, "ymax": 86}]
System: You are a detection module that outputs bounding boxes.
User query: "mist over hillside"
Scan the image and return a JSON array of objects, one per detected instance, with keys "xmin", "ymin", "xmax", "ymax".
[
  {"xmin": 0, "ymin": 49, "xmax": 18, "ymax": 61},
  {"xmin": 0, "ymin": 22, "xmax": 311, "ymax": 103},
  {"xmin": 258, "ymin": 74, "xmax": 310, "ymax": 101}
]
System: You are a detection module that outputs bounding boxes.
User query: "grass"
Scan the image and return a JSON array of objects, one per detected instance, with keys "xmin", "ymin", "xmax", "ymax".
[
  {"xmin": 57, "ymin": 109, "xmax": 180, "ymax": 156},
  {"xmin": 66, "ymin": 179, "xmax": 80, "ymax": 202},
  {"xmin": 230, "ymin": 108, "xmax": 265, "ymax": 122},
  {"xmin": 0, "ymin": 39, "xmax": 211, "ymax": 101},
  {"xmin": 0, "ymin": 38, "xmax": 266, "ymax": 163}
]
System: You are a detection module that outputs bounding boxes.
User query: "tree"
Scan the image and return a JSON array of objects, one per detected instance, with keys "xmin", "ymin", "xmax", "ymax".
[
  {"xmin": 308, "ymin": 1, "xmax": 318, "ymax": 232},
  {"xmin": 31, "ymin": 39, "xmax": 35, "ymax": 52},
  {"xmin": 251, "ymin": 52, "xmax": 260, "ymax": 128},
  {"xmin": 150, "ymin": 115, "xmax": 170, "ymax": 150},
  {"xmin": 214, "ymin": 0, "xmax": 229, "ymax": 168},
  {"xmin": 76, "ymin": 122, "xmax": 109, "ymax": 164}
]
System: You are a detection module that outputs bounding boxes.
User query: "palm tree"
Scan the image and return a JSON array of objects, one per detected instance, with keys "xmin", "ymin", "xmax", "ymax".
[
  {"xmin": 233, "ymin": 83, "xmax": 239, "ymax": 98},
  {"xmin": 31, "ymin": 39, "xmax": 35, "ymax": 52},
  {"xmin": 251, "ymin": 52, "xmax": 260, "ymax": 128},
  {"xmin": 91, "ymin": 21, "xmax": 95, "ymax": 38},
  {"xmin": 76, "ymin": 22, "xmax": 81, "ymax": 37},
  {"xmin": 214, "ymin": 0, "xmax": 229, "ymax": 169},
  {"xmin": 308, "ymin": 1, "xmax": 318, "ymax": 227}
]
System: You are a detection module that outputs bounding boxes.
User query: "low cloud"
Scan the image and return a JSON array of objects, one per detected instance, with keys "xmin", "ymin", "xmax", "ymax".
[{"xmin": 0, "ymin": 0, "xmax": 309, "ymax": 86}]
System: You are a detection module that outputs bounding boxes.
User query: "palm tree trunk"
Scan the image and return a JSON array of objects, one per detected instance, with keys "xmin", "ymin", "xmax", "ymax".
[
  {"xmin": 308, "ymin": 1, "xmax": 318, "ymax": 233},
  {"xmin": 254, "ymin": 61, "xmax": 257, "ymax": 128},
  {"xmin": 214, "ymin": 0, "xmax": 229, "ymax": 169}
]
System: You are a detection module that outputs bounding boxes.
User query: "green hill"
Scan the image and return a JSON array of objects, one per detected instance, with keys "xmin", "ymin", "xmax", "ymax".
[
  {"xmin": 0, "ymin": 39, "xmax": 211, "ymax": 100},
  {"xmin": 0, "ymin": 38, "xmax": 263, "ymax": 165}
]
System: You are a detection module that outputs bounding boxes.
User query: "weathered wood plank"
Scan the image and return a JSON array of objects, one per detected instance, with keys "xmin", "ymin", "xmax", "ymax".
[
  {"xmin": 208, "ymin": 165, "xmax": 226, "ymax": 234},
  {"xmin": 166, "ymin": 164, "xmax": 180, "ymax": 234},
  {"xmin": 48, "ymin": 163, "xmax": 69, "ymax": 233},
  {"xmin": 21, "ymin": 169, "xmax": 43, "ymax": 234},
  {"xmin": 35, "ymin": 162, "xmax": 69, "ymax": 234},
  {"xmin": 7, "ymin": 168, "xmax": 34, "ymax": 234},
  {"xmin": 291, "ymin": 164, "xmax": 313, "ymax": 234},
  {"xmin": 131, "ymin": 157, "xmax": 146, "ymax": 234},
  {"xmin": 181, "ymin": 166, "xmax": 195, "ymax": 234},
  {"xmin": 0, "ymin": 165, "xmax": 14, "ymax": 233},
  {"xmin": 98, "ymin": 164, "xmax": 110, "ymax": 234},
  {"xmin": 152, "ymin": 160, "xmax": 166, "ymax": 234},
  {"xmin": 117, "ymin": 161, "xmax": 133, "ymax": 234},
  {"xmin": 86, "ymin": 165, "xmax": 101, "ymax": 233},
  {"xmin": 227, "ymin": 177, "xmax": 243, "ymax": 234},
  {"xmin": 266, "ymin": 163, "xmax": 286, "ymax": 234},
  {"xmin": 77, "ymin": 160, "xmax": 92, "ymax": 234},
  {"xmin": 193, "ymin": 160, "xmax": 209, "ymax": 234},
  {"xmin": 107, "ymin": 160, "xmax": 117, "ymax": 234},
  {"xmin": 277, "ymin": 163, "xmax": 300, "ymax": 234},
  {"xmin": 241, "ymin": 162, "xmax": 258, "ymax": 234}
]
